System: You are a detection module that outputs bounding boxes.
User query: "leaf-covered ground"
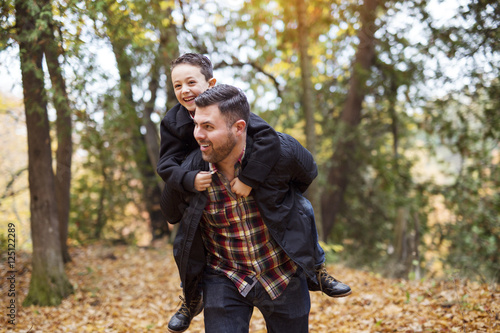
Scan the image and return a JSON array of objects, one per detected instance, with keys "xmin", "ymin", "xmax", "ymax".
[{"xmin": 1, "ymin": 242, "xmax": 498, "ymax": 332}]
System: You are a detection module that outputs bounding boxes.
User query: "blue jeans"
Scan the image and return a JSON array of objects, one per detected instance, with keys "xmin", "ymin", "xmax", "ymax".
[
  {"xmin": 203, "ymin": 271, "xmax": 311, "ymax": 333},
  {"xmin": 298, "ymin": 195, "xmax": 325, "ymax": 267}
]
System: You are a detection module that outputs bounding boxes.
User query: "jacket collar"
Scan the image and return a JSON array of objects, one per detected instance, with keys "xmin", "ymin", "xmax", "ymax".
[{"xmin": 174, "ymin": 103, "xmax": 195, "ymax": 127}]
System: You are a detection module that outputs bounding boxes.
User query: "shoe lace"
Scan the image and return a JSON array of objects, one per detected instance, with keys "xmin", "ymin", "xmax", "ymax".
[
  {"xmin": 317, "ymin": 265, "xmax": 340, "ymax": 293},
  {"xmin": 177, "ymin": 296, "xmax": 192, "ymax": 318},
  {"xmin": 177, "ymin": 293, "xmax": 203, "ymax": 318}
]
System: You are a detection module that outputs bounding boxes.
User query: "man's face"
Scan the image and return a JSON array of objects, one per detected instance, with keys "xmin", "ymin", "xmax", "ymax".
[
  {"xmin": 171, "ymin": 64, "xmax": 215, "ymax": 112},
  {"xmin": 193, "ymin": 104, "xmax": 237, "ymax": 164}
]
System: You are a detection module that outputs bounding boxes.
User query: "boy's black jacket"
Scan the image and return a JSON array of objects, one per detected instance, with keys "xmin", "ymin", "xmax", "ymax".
[{"xmin": 157, "ymin": 103, "xmax": 280, "ymax": 192}]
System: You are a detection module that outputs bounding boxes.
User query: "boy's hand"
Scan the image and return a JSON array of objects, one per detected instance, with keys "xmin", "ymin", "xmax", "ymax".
[
  {"xmin": 230, "ymin": 177, "xmax": 252, "ymax": 199},
  {"xmin": 194, "ymin": 171, "xmax": 213, "ymax": 192}
]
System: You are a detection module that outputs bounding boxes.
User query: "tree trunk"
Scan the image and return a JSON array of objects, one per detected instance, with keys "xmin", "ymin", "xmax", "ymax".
[
  {"xmin": 296, "ymin": 0, "xmax": 322, "ymax": 236},
  {"xmin": 41, "ymin": 0, "xmax": 73, "ymax": 263},
  {"xmin": 321, "ymin": 0, "xmax": 378, "ymax": 241},
  {"xmin": 152, "ymin": 0, "xmax": 180, "ymax": 240},
  {"xmin": 110, "ymin": 37, "xmax": 168, "ymax": 240},
  {"xmin": 16, "ymin": 0, "xmax": 73, "ymax": 306},
  {"xmin": 158, "ymin": 6, "xmax": 180, "ymax": 112},
  {"xmin": 143, "ymin": 58, "xmax": 162, "ymax": 183}
]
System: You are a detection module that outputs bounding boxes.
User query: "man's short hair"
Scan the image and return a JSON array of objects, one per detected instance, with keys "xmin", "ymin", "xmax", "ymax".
[
  {"xmin": 195, "ymin": 84, "xmax": 250, "ymax": 127},
  {"xmin": 171, "ymin": 53, "xmax": 213, "ymax": 81}
]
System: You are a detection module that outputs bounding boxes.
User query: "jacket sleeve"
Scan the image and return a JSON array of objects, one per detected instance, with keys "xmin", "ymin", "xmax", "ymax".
[
  {"xmin": 156, "ymin": 108, "xmax": 199, "ymax": 193},
  {"xmin": 160, "ymin": 184, "xmax": 189, "ymax": 224},
  {"xmin": 160, "ymin": 149, "xmax": 205, "ymax": 224},
  {"xmin": 241, "ymin": 113, "xmax": 281, "ymax": 189},
  {"xmin": 286, "ymin": 134, "xmax": 318, "ymax": 193}
]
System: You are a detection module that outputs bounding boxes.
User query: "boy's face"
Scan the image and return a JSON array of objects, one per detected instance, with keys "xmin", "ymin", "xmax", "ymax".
[{"xmin": 171, "ymin": 64, "xmax": 216, "ymax": 112}]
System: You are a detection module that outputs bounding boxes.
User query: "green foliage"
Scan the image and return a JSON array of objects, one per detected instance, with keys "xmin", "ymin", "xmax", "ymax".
[
  {"xmin": 423, "ymin": 83, "xmax": 500, "ymax": 282},
  {"xmin": 70, "ymin": 91, "xmax": 145, "ymax": 243}
]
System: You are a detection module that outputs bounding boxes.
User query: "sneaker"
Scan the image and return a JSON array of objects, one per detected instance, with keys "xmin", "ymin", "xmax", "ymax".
[
  {"xmin": 167, "ymin": 293, "xmax": 203, "ymax": 333},
  {"xmin": 311, "ymin": 264, "xmax": 352, "ymax": 297}
]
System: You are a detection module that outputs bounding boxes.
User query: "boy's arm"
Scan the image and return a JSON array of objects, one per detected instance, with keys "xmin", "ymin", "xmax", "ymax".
[
  {"xmin": 160, "ymin": 185, "xmax": 187, "ymax": 224},
  {"xmin": 288, "ymin": 134, "xmax": 318, "ymax": 193},
  {"xmin": 240, "ymin": 113, "xmax": 280, "ymax": 189},
  {"xmin": 156, "ymin": 110, "xmax": 199, "ymax": 193}
]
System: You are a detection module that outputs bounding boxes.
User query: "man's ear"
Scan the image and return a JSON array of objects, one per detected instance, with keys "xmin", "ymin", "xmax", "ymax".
[
  {"xmin": 208, "ymin": 78, "xmax": 216, "ymax": 87},
  {"xmin": 234, "ymin": 120, "xmax": 247, "ymax": 136}
]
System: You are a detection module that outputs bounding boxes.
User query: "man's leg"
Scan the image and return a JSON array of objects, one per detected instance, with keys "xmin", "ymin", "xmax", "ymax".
[
  {"xmin": 203, "ymin": 272, "xmax": 254, "ymax": 333},
  {"xmin": 167, "ymin": 289, "xmax": 203, "ymax": 333},
  {"xmin": 256, "ymin": 272, "xmax": 311, "ymax": 333}
]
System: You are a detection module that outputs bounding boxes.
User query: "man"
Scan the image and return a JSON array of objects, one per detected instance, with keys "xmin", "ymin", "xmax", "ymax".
[
  {"xmin": 159, "ymin": 53, "xmax": 351, "ymax": 333},
  {"xmin": 164, "ymin": 84, "xmax": 338, "ymax": 332}
]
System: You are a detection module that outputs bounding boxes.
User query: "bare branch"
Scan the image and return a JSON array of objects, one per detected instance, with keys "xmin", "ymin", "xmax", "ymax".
[
  {"xmin": 0, "ymin": 167, "xmax": 28, "ymax": 204},
  {"xmin": 214, "ymin": 57, "xmax": 282, "ymax": 100}
]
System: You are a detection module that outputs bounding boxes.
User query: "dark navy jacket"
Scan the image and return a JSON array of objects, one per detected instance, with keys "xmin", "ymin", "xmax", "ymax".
[{"xmin": 163, "ymin": 132, "xmax": 320, "ymax": 305}]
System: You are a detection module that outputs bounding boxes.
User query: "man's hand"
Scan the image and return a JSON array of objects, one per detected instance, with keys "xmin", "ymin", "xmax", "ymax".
[
  {"xmin": 230, "ymin": 177, "xmax": 252, "ymax": 199},
  {"xmin": 194, "ymin": 171, "xmax": 213, "ymax": 192}
]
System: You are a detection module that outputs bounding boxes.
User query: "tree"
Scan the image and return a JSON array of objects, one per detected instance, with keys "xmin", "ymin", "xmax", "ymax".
[
  {"xmin": 40, "ymin": 0, "xmax": 73, "ymax": 263},
  {"xmin": 92, "ymin": 0, "xmax": 174, "ymax": 239},
  {"xmin": 321, "ymin": 0, "xmax": 379, "ymax": 240},
  {"xmin": 15, "ymin": 0, "xmax": 72, "ymax": 306},
  {"xmin": 295, "ymin": 0, "xmax": 322, "ymax": 233}
]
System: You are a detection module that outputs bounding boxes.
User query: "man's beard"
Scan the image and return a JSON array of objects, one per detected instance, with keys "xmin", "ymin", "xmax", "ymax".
[{"xmin": 200, "ymin": 132, "xmax": 237, "ymax": 164}]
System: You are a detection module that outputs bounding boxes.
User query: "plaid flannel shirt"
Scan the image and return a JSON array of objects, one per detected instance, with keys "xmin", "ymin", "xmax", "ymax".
[{"xmin": 200, "ymin": 150, "xmax": 297, "ymax": 300}]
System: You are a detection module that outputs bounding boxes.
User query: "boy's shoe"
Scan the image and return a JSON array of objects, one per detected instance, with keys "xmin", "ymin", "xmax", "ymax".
[
  {"xmin": 167, "ymin": 293, "xmax": 203, "ymax": 333},
  {"xmin": 308, "ymin": 263, "xmax": 352, "ymax": 297}
]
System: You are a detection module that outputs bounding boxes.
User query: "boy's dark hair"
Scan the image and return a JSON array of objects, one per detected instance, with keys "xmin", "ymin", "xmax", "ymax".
[
  {"xmin": 195, "ymin": 84, "xmax": 250, "ymax": 128},
  {"xmin": 171, "ymin": 53, "xmax": 213, "ymax": 81}
]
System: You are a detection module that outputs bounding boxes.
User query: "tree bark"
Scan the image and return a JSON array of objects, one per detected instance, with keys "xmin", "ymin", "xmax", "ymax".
[
  {"xmin": 16, "ymin": 0, "xmax": 73, "ymax": 306},
  {"xmin": 296, "ymin": 0, "xmax": 322, "ymax": 236},
  {"xmin": 157, "ymin": 4, "xmax": 180, "ymax": 112},
  {"xmin": 321, "ymin": 0, "xmax": 378, "ymax": 241},
  {"xmin": 41, "ymin": 0, "xmax": 73, "ymax": 263}
]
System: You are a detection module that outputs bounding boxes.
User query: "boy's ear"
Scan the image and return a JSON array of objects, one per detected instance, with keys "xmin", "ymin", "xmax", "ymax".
[{"xmin": 208, "ymin": 78, "xmax": 216, "ymax": 87}]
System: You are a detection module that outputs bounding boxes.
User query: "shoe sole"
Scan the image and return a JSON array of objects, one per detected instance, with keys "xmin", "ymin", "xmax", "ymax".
[
  {"xmin": 168, "ymin": 327, "xmax": 188, "ymax": 333},
  {"xmin": 330, "ymin": 290, "xmax": 352, "ymax": 298}
]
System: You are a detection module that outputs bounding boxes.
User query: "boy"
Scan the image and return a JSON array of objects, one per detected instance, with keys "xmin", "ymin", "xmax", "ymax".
[{"xmin": 157, "ymin": 53, "xmax": 351, "ymax": 333}]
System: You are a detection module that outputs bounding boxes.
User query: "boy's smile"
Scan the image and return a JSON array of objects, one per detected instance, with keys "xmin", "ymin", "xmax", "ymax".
[{"xmin": 171, "ymin": 64, "xmax": 216, "ymax": 112}]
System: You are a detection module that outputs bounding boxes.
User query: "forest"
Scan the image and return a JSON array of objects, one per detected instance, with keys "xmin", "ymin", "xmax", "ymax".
[{"xmin": 0, "ymin": 0, "xmax": 498, "ymax": 331}]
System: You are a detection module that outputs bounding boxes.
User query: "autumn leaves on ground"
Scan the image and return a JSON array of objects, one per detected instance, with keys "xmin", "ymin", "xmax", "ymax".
[{"xmin": 1, "ymin": 243, "xmax": 498, "ymax": 333}]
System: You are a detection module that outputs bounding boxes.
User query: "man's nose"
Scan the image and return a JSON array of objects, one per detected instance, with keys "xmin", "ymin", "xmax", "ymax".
[{"xmin": 194, "ymin": 126, "xmax": 203, "ymax": 141}]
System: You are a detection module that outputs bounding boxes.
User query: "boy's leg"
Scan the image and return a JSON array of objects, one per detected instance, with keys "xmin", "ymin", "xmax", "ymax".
[
  {"xmin": 203, "ymin": 272, "xmax": 253, "ymax": 333},
  {"xmin": 299, "ymin": 195, "xmax": 352, "ymax": 297}
]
